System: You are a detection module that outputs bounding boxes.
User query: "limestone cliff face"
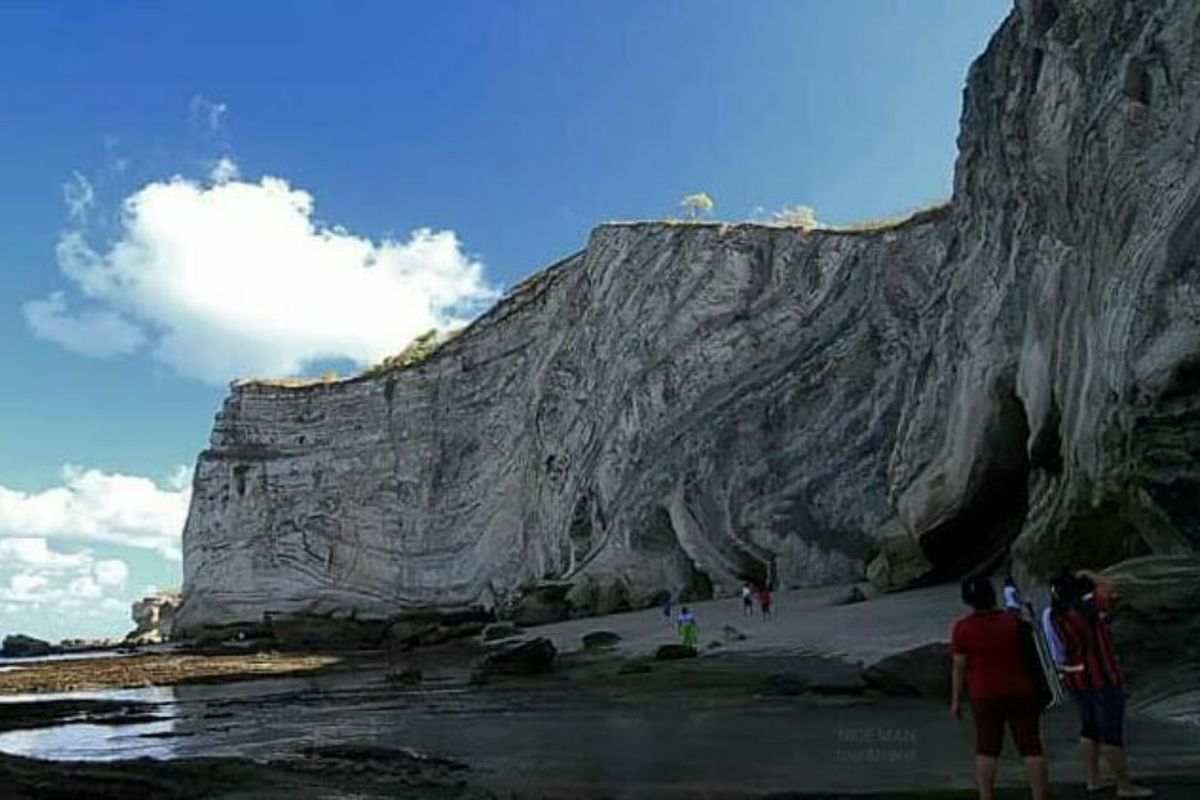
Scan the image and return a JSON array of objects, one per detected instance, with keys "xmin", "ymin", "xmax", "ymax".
[{"xmin": 176, "ymin": 0, "xmax": 1200, "ymax": 634}]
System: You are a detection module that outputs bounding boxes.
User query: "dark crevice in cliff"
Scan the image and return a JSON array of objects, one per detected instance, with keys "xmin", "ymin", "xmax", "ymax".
[
  {"xmin": 683, "ymin": 564, "xmax": 714, "ymax": 602},
  {"xmin": 1029, "ymin": 399, "xmax": 1064, "ymax": 475},
  {"xmin": 922, "ymin": 386, "xmax": 1033, "ymax": 582}
]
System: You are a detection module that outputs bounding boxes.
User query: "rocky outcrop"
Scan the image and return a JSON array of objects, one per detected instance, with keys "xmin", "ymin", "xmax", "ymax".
[
  {"xmin": 480, "ymin": 637, "xmax": 556, "ymax": 676},
  {"xmin": 1101, "ymin": 555, "xmax": 1200, "ymax": 695},
  {"xmin": 127, "ymin": 593, "xmax": 182, "ymax": 644},
  {"xmin": 177, "ymin": 0, "xmax": 1200, "ymax": 638},
  {"xmin": 1, "ymin": 634, "xmax": 54, "ymax": 659},
  {"xmin": 862, "ymin": 643, "xmax": 953, "ymax": 698}
]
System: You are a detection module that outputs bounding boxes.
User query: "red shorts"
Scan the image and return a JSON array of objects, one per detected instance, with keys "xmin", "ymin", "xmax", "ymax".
[{"xmin": 971, "ymin": 697, "xmax": 1044, "ymax": 757}]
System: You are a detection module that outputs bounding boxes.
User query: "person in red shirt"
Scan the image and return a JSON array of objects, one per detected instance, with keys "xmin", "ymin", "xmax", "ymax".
[
  {"xmin": 756, "ymin": 585, "xmax": 772, "ymax": 620},
  {"xmin": 1049, "ymin": 570, "xmax": 1152, "ymax": 798},
  {"xmin": 950, "ymin": 577, "xmax": 1048, "ymax": 800}
]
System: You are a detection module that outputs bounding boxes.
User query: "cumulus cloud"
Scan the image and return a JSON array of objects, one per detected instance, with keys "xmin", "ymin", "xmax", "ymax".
[
  {"xmin": 24, "ymin": 291, "xmax": 147, "ymax": 358},
  {"xmin": 210, "ymin": 156, "xmax": 239, "ymax": 183},
  {"xmin": 0, "ymin": 540, "xmax": 129, "ymax": 607},
  {"xmin": 93, "ymin": 559, "xmax": 129, "ymax": 587},
  {"xmin": 6, "ymin": 573, "xmax": 50, "ymax": 601},
  {"xmin": 0, "ymin": 537, "xmax": 91, "ymax": 570},
  {"xmin": 25, "ymin": 160, "xmax": 498, "ymax": 383},
  {"xmin": 0, "ymin": 466, "xmax": 191, "ymax": 561}
]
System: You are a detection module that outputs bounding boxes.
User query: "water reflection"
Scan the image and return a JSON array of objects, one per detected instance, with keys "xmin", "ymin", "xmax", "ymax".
[
  {"xmin": 0, "ymin": 676, "xmax": 1197, "ymax": 793},
  {"xmin": 0, "ymin": 685, "xmax": 179, "ymax": 761}
]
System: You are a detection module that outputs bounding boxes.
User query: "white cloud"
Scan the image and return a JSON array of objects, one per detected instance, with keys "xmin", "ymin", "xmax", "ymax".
[
  {"xmin": 0, "ymin": 466, "xmax": 190, "ymax": 561},
  {"xmin": 188, "ymin": 94, "xmax": 228, "ymax": 134},
  {"xmin": 0, "ymin": 538, "xmax": 90, "ymax": 570},
  {"xmin": 93, "ymin": 559, "xmax": 129, "ymax": 587},
  {"xmin": 23, "ymin": 291, "xmax": 147, "ymax": 358},
  {"xmin": 7, "ymin": 573, "xmax": 50, "ymax": 600},
  {"xmin": 0, "ymin": 548, "xmax": 130, "ymax": 609},
  {"xmin": 26, "ymin": 161, "xmax": 498, "ymax": 384},
  {"xmin": 63, "ymin": 172, "xmax": 95, "ymax": 222},
  {"xmin": 210, "ymin": 156, "xmax": 239, "ymax": 183}
]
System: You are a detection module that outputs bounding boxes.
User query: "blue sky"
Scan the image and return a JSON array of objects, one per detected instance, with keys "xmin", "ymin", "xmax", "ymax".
[{"xmin": 0, "ymin": 0, "xmax": 1010, "ymax": 642}]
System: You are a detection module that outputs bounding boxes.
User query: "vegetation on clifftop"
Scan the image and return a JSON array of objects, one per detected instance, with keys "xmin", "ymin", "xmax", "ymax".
[{"xmin": 362, "ymin": 329, "xmax": 448, "ymax": 378}]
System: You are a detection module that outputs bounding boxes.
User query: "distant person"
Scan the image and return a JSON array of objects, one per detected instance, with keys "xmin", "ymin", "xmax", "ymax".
[
  {"xmin": 677, "ymin": 606, "xmax": 698, "ymax": 649},
  {"xmin": 1049, "ymin": 571, "xmax": 1153, "ymax": 797},
  {"xmin": 1003, "ymin": 576, "xmax": 1023, "ymax": 611},
  {"xmin": 740, "ymin": 583, "xmax": 754, "ymax": 616},
  {"xmin": 1003, "ymin": 575, "xmax": 1035, "ymax": 621},
  {"xmin": 757, "ymin": 585, "xmax": 772, "ymax": 620},
  {"xmin": 661, "ymin": 593, "xmax": 673, "ymax": 628},
  {"xmin": 950, "ymin": 576, "xmax": 1050, "ymax": 800}
]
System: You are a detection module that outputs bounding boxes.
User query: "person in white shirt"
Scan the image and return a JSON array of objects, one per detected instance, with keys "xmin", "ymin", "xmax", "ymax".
[{"xmin": 1003, "ymin": 576, "xmax": 1024, "ymax": 611}]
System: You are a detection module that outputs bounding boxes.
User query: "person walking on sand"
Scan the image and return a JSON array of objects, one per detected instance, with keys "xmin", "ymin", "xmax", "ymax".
[
  {"xmin": 677, "ymin": 606, "xmax": 699, "ymax": 650},
  {"xmin": 1049, "ymin": 571, "xmax": 1153, "ymax": 798},
  {"xmin": 661, "ymin": 592, "xmax": 673, "ymax": 628},
  {"xmin": 757, "ymin": 585, "xmax": 772, "ymax": 620},
  {"xmin": 740, "ymin": 583, "xmax": 754, "ymax": 616},
  {"xmin": 950, "ymin": 576, "xmax": 1050, "ymax": 800}
]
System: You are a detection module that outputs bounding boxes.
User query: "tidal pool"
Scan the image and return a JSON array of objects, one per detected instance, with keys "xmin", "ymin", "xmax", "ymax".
[{"xmin": 1, "ymin": 665, "xmax": 1197, "ymax": 796}]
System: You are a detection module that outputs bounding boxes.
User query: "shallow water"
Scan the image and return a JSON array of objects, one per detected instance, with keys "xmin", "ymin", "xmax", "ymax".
[
  {"xmin": 1, "ymin": 667, "xmax": 1198, "ymax": 796},
  {"xmin": 0, "ymin": 644, "xmax": 181, "ymax": 668}
]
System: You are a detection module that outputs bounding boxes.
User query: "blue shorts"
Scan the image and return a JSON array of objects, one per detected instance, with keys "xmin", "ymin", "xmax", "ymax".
[{"xmin": 1072, "ymin": 686, "xmax": 1125, "ymax": 747}]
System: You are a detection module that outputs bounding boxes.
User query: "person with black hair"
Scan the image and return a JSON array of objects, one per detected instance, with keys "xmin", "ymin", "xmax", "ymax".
[
  {"xmin": 950, "ymin": 576, "xmax": 1049, "ymax": 800},
  {"xmin": 1049, "ymin": 570, "xmax": 1153, "ymax": 797}
]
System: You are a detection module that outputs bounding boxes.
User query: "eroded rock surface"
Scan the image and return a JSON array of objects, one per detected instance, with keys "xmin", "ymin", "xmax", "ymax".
[
  {"xmin": 127, "ymin": 592, "xmax": 182, "ymax": 644},
  {"xmin": 177, "ymin": 0, "xmax": 1200, "ymax": 637}
]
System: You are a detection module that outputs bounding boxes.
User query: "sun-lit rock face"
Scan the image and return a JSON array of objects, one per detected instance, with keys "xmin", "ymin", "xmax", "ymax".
[
  {"xmin": 127, "ymin": 592, "xmax": 181, "ymax": 644},
  {"xmin": 176, "ymin": 0, "xmax": 1200, "ymax": 635}
]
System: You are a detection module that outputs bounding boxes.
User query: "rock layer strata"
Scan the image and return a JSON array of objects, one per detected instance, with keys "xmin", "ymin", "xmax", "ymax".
[{"xmin": 177, "ymin": 0, "xmax": 1200, "ymax": 636}]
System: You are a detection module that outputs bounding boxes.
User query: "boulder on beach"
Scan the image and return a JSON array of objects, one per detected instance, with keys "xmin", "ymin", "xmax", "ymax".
[
  {"xmin": 509, "ymin": 582, "xmax": 572, "ymax": 627},
  {"xmin": 1, "ymin": 634, "xmax": 55, "ymax": 659},
  {"xmin": 862, "ymin": 642, "xmax": 951, "ymax": 697},
  {"xmin": 582, "ymin": 631, "xmax": 621, "ymax": 650},
  {"xmin": 655, "ymin": 644, "xmax": 697, "ymax": 661},
  {"xmin": 481, "ymin": 637, "xmax": 556, "ymax": 676},
  {"xmin": 481, "ymin": 622, "xmax": 520, "ymax": 642}
]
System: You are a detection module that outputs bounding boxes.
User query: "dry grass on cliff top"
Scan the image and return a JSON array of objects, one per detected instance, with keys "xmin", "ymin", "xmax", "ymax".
[{"xmin": 0, "ymin": 651, "xmax": 340, "ymax": 696}]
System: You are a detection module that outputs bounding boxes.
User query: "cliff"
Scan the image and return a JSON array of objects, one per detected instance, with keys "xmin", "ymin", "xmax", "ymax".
[{"xmin": 176, "ymin": 0, "xmax": 1200, "ymax": 636}]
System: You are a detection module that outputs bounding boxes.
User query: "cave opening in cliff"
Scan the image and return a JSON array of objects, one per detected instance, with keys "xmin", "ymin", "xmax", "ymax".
[{"xmin": 921, "ymin": 387, "xmax": 1033, "ymax": 582}]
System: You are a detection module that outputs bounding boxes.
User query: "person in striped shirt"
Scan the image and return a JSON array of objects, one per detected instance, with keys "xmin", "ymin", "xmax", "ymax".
[{"xmin": 1048, "ymin": 571, "xmax": 1153, "ymax": 798}]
